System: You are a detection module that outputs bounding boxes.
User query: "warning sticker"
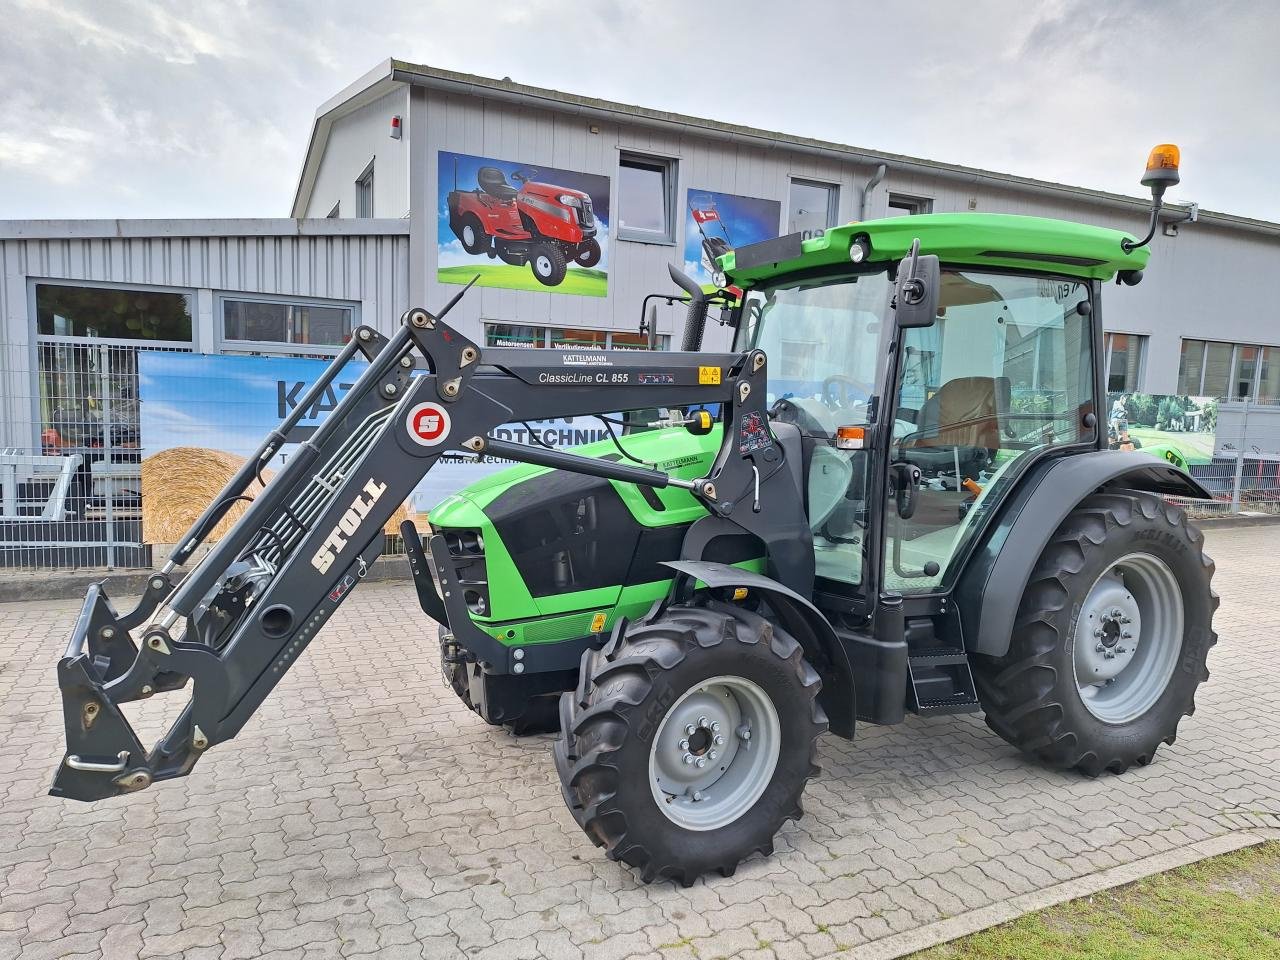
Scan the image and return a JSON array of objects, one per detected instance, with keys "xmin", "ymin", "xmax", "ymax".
[
  {"xmin": 406, "ymin": 402, "xmax": 451, "ymax": 447},
  {"xmin": 698, "ymin": 366, "xmax": 722, "ymax": 385},
  {"xmin": 590, "ymin": 612, "xmax": 608, "ymax": 633}
]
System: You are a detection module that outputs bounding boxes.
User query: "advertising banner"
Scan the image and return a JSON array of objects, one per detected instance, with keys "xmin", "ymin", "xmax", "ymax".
[
  {"xmin": 684, "ymin": 189, "xmax": 781, "ymax": 287},
  {"xmin": 1104, "ymin": 391, "xmax": 1218, "ymax": 467},
  {"xmin": 437, "ymin": 151, "xmax": 610, "ymax": 297},
  {"xmin": 137, "ymin": 352, "xmax": 617, "ymax": 532}
]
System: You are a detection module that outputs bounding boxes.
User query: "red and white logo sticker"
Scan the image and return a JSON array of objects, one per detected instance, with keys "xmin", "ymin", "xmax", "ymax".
[{"xmin": 406, "ymin": 402, "xmax": 451, "ymax": 447}]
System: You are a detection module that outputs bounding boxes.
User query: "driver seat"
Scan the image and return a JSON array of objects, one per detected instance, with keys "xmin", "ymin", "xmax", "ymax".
[
  {"xmin": 477, "ymin": 166, "xmax": 518, "ymax": 201},
  {"xmin": 912, "ymin": 376, "xmax": 1009, "ymax": 451}
]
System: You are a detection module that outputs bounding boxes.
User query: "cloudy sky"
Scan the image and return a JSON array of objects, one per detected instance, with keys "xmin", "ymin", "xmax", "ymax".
[{"xmin": 2, "ymin": 0, "xmax": 1276, "ymax": 221}]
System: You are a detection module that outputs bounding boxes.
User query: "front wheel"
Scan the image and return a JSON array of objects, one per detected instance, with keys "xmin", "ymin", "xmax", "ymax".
[
  {"xmin": 973, "ymin": 491, "xmax": 1217, "ymax": 776},
  {"xmin": 529, "ymin": 242, "xmax": 567, "ymax": 286},
  {"xmin": 573, "ymin": 237, "xmax": 601, "ymax": 268},
  {"xmin": 554, "ymin": 604, "xmax": 826, "ymax": 885}
]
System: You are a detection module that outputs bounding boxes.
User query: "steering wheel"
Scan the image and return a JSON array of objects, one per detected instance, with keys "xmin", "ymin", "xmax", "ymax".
[{"xmin": 822, "ymin": 375, "xmax": 867, "ymax": 409}]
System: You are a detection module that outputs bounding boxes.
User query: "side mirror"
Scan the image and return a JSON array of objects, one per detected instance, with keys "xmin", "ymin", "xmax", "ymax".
[{"xmin": 893, "ymin": 240, "xmax": 940, "ymax": 329}]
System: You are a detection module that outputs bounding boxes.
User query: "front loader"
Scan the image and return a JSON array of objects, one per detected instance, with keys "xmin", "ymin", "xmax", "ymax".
[{"xmin": 51, "ymin": 145, "xmax": 1218, "ymax": 885}]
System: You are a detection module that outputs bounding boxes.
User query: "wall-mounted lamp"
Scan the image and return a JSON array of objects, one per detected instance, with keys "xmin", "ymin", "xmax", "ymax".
[{"xmin": 390, "ymin": 116, "xmax": 402, "ymax": 140}]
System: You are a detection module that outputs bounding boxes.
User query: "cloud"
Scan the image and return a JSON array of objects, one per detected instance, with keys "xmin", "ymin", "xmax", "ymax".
[{"xmin": 0, "ymin": 0, "xmax": 1276, "ymax": 221}]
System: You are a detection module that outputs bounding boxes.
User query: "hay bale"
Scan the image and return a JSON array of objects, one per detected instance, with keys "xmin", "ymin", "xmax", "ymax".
[{"xmin": 141, "ymin": 447, "xmax": 412, "ymax": 545}]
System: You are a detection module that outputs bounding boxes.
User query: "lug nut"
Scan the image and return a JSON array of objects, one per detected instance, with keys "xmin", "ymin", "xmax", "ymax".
[
  {"xmin": 710, "ymin": 721, "xmax": 721, "ymax": 733},
  {"xmin": 708, "ymin": 751, "xmax": 717, "ymax": 761},
  {"xmin": 683, "ymin": 754, "xmax": 694, "ymax": 765},
  {"xmin": 698, "ymin": 716, "xmax": 708, "ymax": 727},
  {"xmin": 714, "ymin": 735, "xmax": 724, "ymax": 746},
  {"xmin": 1096, "ymin": 643, "xmax": 1105, "ymax": 653},
  {"xmin": 678, "ymin": 739, "xmax": 689, "ymax": 750},
  {"xmin": 692, "ymin": 791, "xmax": 704, "ymax": 801},
  {"xmin": 1094, "ymin": 627, "xmax": 1104, "ymax": 638},
  {"xmin": 1122, "ymin": 632, "xmax": 1133, "ymax": 640},
  {"xmin": 685, "ymin": 724, "xmax": 696, "ymax": 736},
  {"xmin": 696, "ymin": 757, "xmax": 707, "ymax": 768}
]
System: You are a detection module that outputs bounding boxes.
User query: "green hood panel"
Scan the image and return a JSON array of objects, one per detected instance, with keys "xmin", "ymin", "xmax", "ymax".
[{"xmin": 429, "ymin": 426, "xmax": 723, "ymax": 625}]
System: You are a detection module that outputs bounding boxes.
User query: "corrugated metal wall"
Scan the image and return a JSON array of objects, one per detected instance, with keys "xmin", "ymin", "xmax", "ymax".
[{"xmin": 0, "ymin": 224, "xmax": 412, "ymax": 449}]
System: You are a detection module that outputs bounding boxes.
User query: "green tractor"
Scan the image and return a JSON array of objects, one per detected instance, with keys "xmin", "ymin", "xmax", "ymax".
[{"xmin": 52, "ymin": 145, "xmax": 1216, "ymax": 886}]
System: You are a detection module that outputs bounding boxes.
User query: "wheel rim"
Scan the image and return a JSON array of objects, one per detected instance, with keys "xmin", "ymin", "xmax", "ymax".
[
  {"xmin": 534, "ymin": 254, "xmax": 552, "ymax": 276},
  {"xmin": 462, "ymin": 224, "xmax": 475, "ymax": 247},
  {"xmin": 648, "ymin": 675, "xmax": 781, "ymax": 831},
  {"xmin": 1073, "ymin": 552, "xmax": 1184, "ymax": 724}
]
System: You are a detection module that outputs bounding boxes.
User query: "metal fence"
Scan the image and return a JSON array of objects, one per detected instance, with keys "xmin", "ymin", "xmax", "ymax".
[{"xmin": 0, "ymin": 340, "xmax": 1275, "ymax": 573}]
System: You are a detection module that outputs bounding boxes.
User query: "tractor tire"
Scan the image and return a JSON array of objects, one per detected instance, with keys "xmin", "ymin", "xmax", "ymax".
[
  {"xmin": 529, "ymin": 243, "xmax": 567, "ymax": 286},
  {"xmin": 554, "ymin": 603, "xmax": 826, "ymax": 885},
  {"xmin": 972, "ymin": 491, "xmax": 1216, "ymax": 776},
  {"xmin": 573, "ymin": 238, "xmax": 602, "ymax": 268},
  {"xmin": 458, "ymin": 214, "xmax": 487, "ymax": 255}
]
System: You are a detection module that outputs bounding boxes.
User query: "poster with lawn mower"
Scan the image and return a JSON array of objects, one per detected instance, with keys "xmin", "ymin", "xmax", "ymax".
[
  {"xmin": 683, "ymin": 189, "xmax": 781, "ymax": 289},
  {"xmin": 438, "ymin": 151, "xmax": 610, "ymax": 297},
  {"xmin": 1105, "ymin": 391, "xmax": 1218, "ymax": 469}
]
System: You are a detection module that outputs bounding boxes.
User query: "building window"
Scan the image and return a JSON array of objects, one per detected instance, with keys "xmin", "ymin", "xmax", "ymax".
[
  {"xmin": 617, "ymin": 152, "xmax": 676, "ymax": 243},
  {"xmin": 326, "ymin": 203, "xmax": 340, "ymax": 218},
  {"xmin": 221, "ymin": 297, "xmax": 355, "ymax": 350},
  {"xmin": 1104, "ymin": 333, "xmax": 1146, "ymax": 393},
  {"xmin": 485, "ymin": 323, "xmax": 669, "ymax": 351},
  {"xmin": 356, "ymin": 160, "xmax": 375, "ymax": 217},
  {"xmin": 887, "ymin": 193, "xmax": 933, "ymax": 216},
  {"xmin": 36, "ymin": 283, "xmax": 193, "ymax": 343},
  {"xmin": 1178, "ymin": 338, "xmax": 1280, "ymax": 399},
  {"xmin": 787, "ymin": 179, "xmax": 838, "ymax": 235}
]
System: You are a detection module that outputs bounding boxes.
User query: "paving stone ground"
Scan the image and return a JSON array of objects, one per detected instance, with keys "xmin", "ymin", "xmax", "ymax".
[{"xmin": 2, "ymin": 523, "xmax": 1278, "ymax": 960}]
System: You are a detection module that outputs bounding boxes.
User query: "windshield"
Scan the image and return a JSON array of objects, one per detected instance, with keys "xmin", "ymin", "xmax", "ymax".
[{"xmin": 737, "ymin": 270, "xmax": 893, "ymax": 427}]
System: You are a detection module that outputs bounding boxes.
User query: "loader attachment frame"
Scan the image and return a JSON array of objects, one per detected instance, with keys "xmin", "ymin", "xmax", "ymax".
[{"xmin": 52, "ymin": 290, "xmax": 812, "ymax": 802}]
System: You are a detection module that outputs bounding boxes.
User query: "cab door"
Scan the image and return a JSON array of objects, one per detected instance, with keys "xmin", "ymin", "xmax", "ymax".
[{"xmin": 883, "ymin": 271, "xmax": 1097, "ymax": 594}]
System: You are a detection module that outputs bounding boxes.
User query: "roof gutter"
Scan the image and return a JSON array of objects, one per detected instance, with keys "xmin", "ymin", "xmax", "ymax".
[{"xmin": 390, "ymin": 63, "xmax": 1279, "ymax": 239}]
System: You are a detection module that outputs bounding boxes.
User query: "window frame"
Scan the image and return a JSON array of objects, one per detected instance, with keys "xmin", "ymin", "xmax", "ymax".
[
  {"xmin": 1103, "ymin": 331, "xmax": 1147, "ymax": 393},
  {"xmin": 30, "ymin": 277, "xmax": 197, "ymax": 349},
  {"xmin": 484, "ymin": 322, "xmax": 670, "ymax": 351},
  {"xmin": 214, "ymin": 292, "xmax": 361, "ymax": 357},
  {"xmin": 1178, "ymin": 337, "xmax": 1280, "ymax": 399},
  {"xmin": 787, "ymin": 178, "xmax": 840, "ymax": 235},
  {"xmin": 616, "ymin": 151, "xmax": 678, "ymax": 245},
  {"xmin": 355, "ymin": 158, "xmax": 375, "ymax": 218},
  {"xmin": 887, "ymin": 193, "xmax": 934, "ymax": 216}
]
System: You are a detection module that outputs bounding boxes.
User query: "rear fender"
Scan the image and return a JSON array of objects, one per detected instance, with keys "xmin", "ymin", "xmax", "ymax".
[
  {"xmin": 955, "ymin": 450, "xmax": 1212, "ymax": 658},
  {"xmin": 661, "ymin": 560, "xmax": 854, "ymax": 739}
]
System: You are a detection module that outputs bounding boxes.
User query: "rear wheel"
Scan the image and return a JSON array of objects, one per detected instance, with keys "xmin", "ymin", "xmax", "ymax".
[
  {"xmin": 973, "ymin": 491, "xmax": 1216, "ymax": 775},
  {"xmin": 458, "ymin": 214, "xmax": 487, "ymax": 255},
  {"xmin": 554, "ymin": 603, "xmax": 826, "ymax": 885},
  {"xmin": 529, "ymin": 242, "xmax": 567, "ymax": 286}
]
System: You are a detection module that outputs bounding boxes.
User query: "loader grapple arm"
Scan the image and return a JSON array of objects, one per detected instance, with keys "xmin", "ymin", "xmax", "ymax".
[{"xmin": 51, "ymin": 293, "xmax": 811, "ymax": 802}]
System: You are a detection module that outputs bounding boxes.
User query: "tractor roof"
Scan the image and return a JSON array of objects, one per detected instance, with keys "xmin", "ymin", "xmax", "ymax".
[{"xmin": 720, "ymin": 212, "xmax": 1151, "ymax": 286}]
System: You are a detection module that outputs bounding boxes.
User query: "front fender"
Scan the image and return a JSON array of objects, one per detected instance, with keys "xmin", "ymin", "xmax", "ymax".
[
  {"xmin": 956, "ymin": 450, "xmax": 1212, "ymax": 658},
  {"xmin": 662, "ymin": 560, "xmax": 855, "ymax": 738}
]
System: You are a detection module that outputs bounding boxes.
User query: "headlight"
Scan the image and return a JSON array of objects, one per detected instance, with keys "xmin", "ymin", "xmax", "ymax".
[
  {"xmin": 848, "ymin": 236, "xmax": 871, "ymax": 263},
  {"xmin": 558, "ymin": 194, "xmax": 582, "ymax": 207},
  {"xmin": 711, "ymin": 270, "xmax": 727, "ymax": 288}
]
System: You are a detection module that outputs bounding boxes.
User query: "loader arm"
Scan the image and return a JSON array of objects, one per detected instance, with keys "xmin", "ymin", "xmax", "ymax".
[{"xmin": 52, "ymin": 293, "xmax": 811, "ymax": 801}]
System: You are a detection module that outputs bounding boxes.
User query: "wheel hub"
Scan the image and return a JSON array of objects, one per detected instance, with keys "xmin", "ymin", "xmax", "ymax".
[
  {"xmin": 1072, "ymin": 553, "xmax": 1184, "ymax": 724},
  {"xmin": 648, "ymin": 676, "xmax": 780, "ymax": 831}
]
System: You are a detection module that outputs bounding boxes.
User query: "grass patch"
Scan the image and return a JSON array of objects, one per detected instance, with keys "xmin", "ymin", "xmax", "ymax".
[
  {"xmin": 909, "ymin": 841, "xmax": 1280, "ymax": 960},
  {"xmin": 438, "ymin": 264, "xmax": 608, "ymax": 297}
]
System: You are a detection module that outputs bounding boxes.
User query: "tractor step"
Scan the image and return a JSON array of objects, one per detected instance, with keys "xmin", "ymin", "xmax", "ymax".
[{"xmin": 908, "ymin": 647, "xmax": 979, "ymax": 715}]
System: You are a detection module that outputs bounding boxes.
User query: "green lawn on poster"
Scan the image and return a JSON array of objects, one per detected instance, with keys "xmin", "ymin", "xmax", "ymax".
[{"xmin": 438, "ymin": 264, "xmax": 608, "ymax": 298}]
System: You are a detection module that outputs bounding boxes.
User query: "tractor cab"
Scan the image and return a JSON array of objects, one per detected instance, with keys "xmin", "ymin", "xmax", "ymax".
[{"xmin": 724, "ymin": 213, "xmax": 1149, "ymax": 614}]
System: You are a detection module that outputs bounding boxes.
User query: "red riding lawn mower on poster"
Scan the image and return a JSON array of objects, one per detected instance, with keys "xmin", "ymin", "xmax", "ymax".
[{"xmin": 447, "ymin": 164, "xmax": 601, "ymax": 287}]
